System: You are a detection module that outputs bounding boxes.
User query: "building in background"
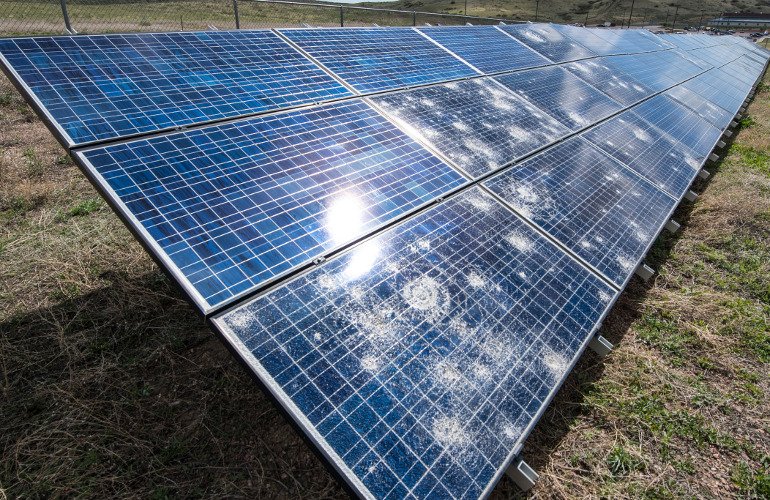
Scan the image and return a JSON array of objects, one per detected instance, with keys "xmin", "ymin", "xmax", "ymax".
[{"xmin": 710, "ymin": 12, "xmax": 770, "ymax": 28}]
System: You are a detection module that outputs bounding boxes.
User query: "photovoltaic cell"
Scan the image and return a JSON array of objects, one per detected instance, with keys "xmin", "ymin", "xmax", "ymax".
[
  {"xmin": 548, "ymin": 24, "xmax": 625, "ymax": 56},
  {"xmin": 632, "ymin": 94, "xmax": 722, "ymax": 157},
  {"xmin": 498, "ymin": 24, "xmax": 595, "ymax": 63},
  {"xmin": 212, "ymin": 187, "xmax": 615, "ymax": 499},
  {"xmin": 665, "ymin": 85, "xmax": 733, "ymax": 128},
  {"xmin": 77, "ymin": 100, "xmax": 466, "ymax": 311},
  {"xmin": 495, "ymin": 66, "xmax": 623, "ymax": 131},
  {"xmin": 565, "ymin": 58, "xmax": 652, "ymax": 106},
  {"xmin": 484, "ymin": 137, "xmax": 677, "ymax": 287},
  {"xmin": 582, "ymin": 112, "xmax": 702, "ymax": 199},
  {"xmin": 371, "ymin": 78, "xmax": 569, "ymax": 178},
  {"xmin": 0, "ymin": 31, "xmax": 352, "ymax": 146},
  {"xmin": 417, "ymin": 26, "xmax": 550, "ymax": 74},
  {"xmin": 278, "ymin": 28, "xmax": 478, "ymax": 94}
]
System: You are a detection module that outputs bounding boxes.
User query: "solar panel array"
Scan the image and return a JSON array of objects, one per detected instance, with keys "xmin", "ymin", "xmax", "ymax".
[{"xmin": 1, "ymin": 24, "xmax": 767, "ymax": 499}]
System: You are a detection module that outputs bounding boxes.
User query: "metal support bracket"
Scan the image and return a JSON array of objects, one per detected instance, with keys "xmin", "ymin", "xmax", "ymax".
[
  {"xmin": 589, "ymin": 334, "xmax": 614, "ymax": 358},
  {"xmin": 506, "ymin": 458, "xmax": 538, "ymax": 492},
  {"xmin": 635, "ymin": 263, "xmax": 655, "ymax": 282},
  {"xmin": 717, "ymin": 140, "xmax": 726, "ymax": 149},
  {"xmin": 664, "ymin": 219, "xmax": 681, "ymax": 233},
  {"xmin": 708, "ymin": 153, "xmax": 719, "ymax": 163},
  {"xmin": 684, "ymin": 190, "xmax": 698, "ymax": 202},
  {"xmin": 730, "ymin": 120, "xmax": 738, "ymax": 128},
  {"xmin": 698, "ymin": 169, "xmax": 710, "ymax": 180},
  {"xmin": 724, "ymin": 129, "xmax": 733, "ymax": 138}
]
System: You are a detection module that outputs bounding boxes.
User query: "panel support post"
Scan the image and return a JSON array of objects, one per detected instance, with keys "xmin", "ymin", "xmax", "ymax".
[
  {"xmin": 708, "ymin": 153, "xmax": 719, "ymax": 163},
  {"xmin": 232, "ymin": 0, "xmax": 240, "ymax": 29},
  {"xmin": 59, "ymin": 0, "xmax": 75, "ymax": 34},
  {"xmin": 506, "ymin": 458, "xmax": 538, "ymax": 492},
  {"xmin": 730, "ymin": 120, "xmax": 738, "ymax": 128},
  {"xmin": 698, "ymin": 169, "xmax": 710, "ymax": 180},
  {"xmin": 684, "ymin": 190, "xmax": 698, "ymax": 202},
  {"xmin": 717, "ymin": 140, "xmax": 726, "ymax": 149},
  {"xmin": 340, "ymin": 6, "xmax": 344, "ymax": 27},
  {"xmin": 724, "ymin": 129, "xmax": 733, "ymax": 138},
  {"xmin": 589, "ymin": 334, "xmax": 614, "ymax": 358},
  {"xmin": 412, "ymin": 10, "xmax": 417, "ymax": 26},
  {"xmin": 664, "ymin": 219, "xmax": 681, "ymax": 233},
  {"xmin": 635, "ymin": 263, "xmax": 655, "ymax": 282}
]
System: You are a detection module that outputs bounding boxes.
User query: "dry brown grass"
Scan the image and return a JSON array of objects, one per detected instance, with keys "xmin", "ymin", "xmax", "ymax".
[{"xmin": 1, "ymin": 70, "xmax": 769, "ymax": 498}]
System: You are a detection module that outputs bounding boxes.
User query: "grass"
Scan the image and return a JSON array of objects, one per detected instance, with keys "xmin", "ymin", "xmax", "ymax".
[{"xmin": 0, "ymin": 54, "xmax": 769, "ymax": 500}]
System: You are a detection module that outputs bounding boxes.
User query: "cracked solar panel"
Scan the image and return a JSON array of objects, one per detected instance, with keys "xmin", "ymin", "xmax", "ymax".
[
  {"xmin": 212, "ymin": 187, "xmax": 616, "ymax": 499},
  {"xmin": 0, "ymin": 31, "xmax": 352, "ymax": 146},
  {"xmin": 417, "ymin": 26, "xmax": 550, "ymax": 74},
  {"xmin": 665, "ymin": 85, "xmax": 733, "ymax": 129},
  {"xmin": 371, "ymin": 78, "xmax": 569, "ymax": 178},
  {"xmin": 565, "ymin": 57, "xmax": 652, "ymax": 106},
  {"xmin": 498, "ymin": 23, "xmax": 595, "ymax": 63},
  {"xmin": 484, "ymin": 137, "xmax": 677, "ymax": 287},
  {"xmin": 278, "ymin": 27, "xmax": 478, "ymax": 94},
  {"xmin": 632, "ymin": 94, "xmax": 723, "ymax": 157},
  {"xmin": 582, "ymin": 111, "xmax": 703, "ymax": 199},
  {"xmin": 495, "ymin": 65, "xmax": 623, "ymax": 131},
  {"xmin": 77, "ymin": 100, "xmax": 466, "ymax": 311}
]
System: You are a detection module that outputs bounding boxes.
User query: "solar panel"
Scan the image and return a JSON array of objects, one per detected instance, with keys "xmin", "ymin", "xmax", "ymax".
[
  {"xmin": 371, "ymin": 78, "xmax": 569, "ymax": 179},
  {"xmin": 76, "ymin": 100, "xmax": 467, "ymax": 312},
  {"xmin": 548, "ymin": 24, "xmax": 625, "ymax": 56},
  {"xmin": 665, "ymin": 85, "xmax": 734, "ymax": 129},
  {"xmin": 680, "ymin": 71, "xmax": 746, "ymax": 114},
  {"xmin": 498, "ymin": 24, "xmax": 595, "ymax": 63},
  {"xmin": 495, "ymin": 65, "xmax": 623, "ymax": 131},
  {"xmin": 632, "ymin": 94, "xmax": 723, "ymax": 157},
  {"xmin": 587, "ymin": 28, "xmax": 669, "ymax": 53},
  {"xmin": 212, "ymin": 187, "xmax": 616, "ymax": 499},
  {"xmin": 0, "ymin": 31, "xmax": 352, "ymax": 147},
  {"xmin": 582, "ymin": 111, "xmax": 703, "ymax": 199},
  {"xmin": 565, "ymin": 58, "xmax": 652, "ymax": 106},
  {"xmin": 417, "ymin": 26, "xmax": 551, "ymax": 74},
  {"xmin": 278, "ymin": 28, "xmax": 479, "ymax": 94},
  {"xmin": 483, "ymin": 137, "xmax": 677, "ymax": 287}
]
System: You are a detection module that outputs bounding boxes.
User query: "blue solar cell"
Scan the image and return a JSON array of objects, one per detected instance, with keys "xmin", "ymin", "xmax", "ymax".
[
  {"xmin": 565, "ymin": 58, "xmax": 652, "ymax": 106},
  {"xmin": 77, "ymin": 100, "xmax": 466, "ymax": 311},
  {"xmin": 417, "ymin": 26, "xmax": 550, "ymax": 74},
  {"xmin": 278, "ymin": 28, "xmax": 478, "ymax": 93},
  {"xmin": 212, "ymin": 187, "xmax": 615, "ymax": 499},
  {"xmin": 498, "ymin": 24, "xmax": 595, "ymax": 63},
  {"xmin": 582, "ymin": 112, "xmax": 703, "ymax": 199},
  {"xmin": 484, "ymin": 137, "xmax": 677, "ymax": 287},
  {"xmin": 0, "ymin": 31, "xmax": 352, "ymax": 146},
  {"xmin": 632, "ymin": 94, "xmax": 723, "ymax": 157},
  {"xmin": 548, "ymin": 24, "xmax": 625, "ymax": 56},
  {"xmin": 599, "ymin": 53, "xmax": 682, "ymax": 92},
  {"xmin": 495, "ymin": 65, "xmax": 623, "ymax": 131},
  {"xmin": 680, "ymin": 71, "xmax": 745, "ymax": 114},
  {"xmin": 665, "ymin": 85, "xmax": 733, "ymax": 129},
  {"xmin": 371, "ymin": 78, "xmax": 569, "ymax": 178},
  {"xmin": 587, "ymin": 28, "xmax": 670, "ymax": 53}
]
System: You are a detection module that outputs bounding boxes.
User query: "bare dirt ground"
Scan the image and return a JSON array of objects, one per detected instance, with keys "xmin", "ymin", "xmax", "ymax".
[{"xmin": 0, "ymin": 70, "xmax": 768, "ymax": 498}]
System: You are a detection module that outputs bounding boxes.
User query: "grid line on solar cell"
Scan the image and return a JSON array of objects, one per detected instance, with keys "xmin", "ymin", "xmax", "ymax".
[
  {"xmin": 417, "ymin": 26, "xmax": 551, "ymax": 74},
  {"xmin": 0, "ymin": 31, "xmax": 352, "ymax": 146},
  {"xmin": 582, "ymin": 111, "xmax": 703, "ymax": 199},
  {"xmin": 371, "ymin": 78, "xmax": 569, "ymax": 179},
  {"xmin": 278, "ymin": 28, "xmax": 479, "ymax": 94},
  {"xmin": 498, "ymin": 24, "xmax": 596, "ymax": 63},
  {"xmin": 214, "ymin": 187, "xmax": 615, "ymax": 499},
  {"xmin": 484, "ymin": 137, "xmax": 677, "ymax": 287},
  {"xmin": 78, "ymin": 99, "xmax": 467, "ymax": 311},
  {"xmin": 633, "ymin": 94, "xmax": 723, "ymax": 157},
  {"xmin": 495, "ymin": 66, "xmax": 623, "ymax": 131}
]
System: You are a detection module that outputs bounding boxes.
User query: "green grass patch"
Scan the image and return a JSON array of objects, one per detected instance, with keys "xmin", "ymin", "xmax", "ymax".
[
  {"xmin": 635, "ymin": 312, "xmax": 700, "ymax": 365},
  {"xmin": 731, "ymin": 458, "xmax": 770, "ymax": 498},
  {"xmin": 68, "ymin": 198, "xmax": 103, "ymax": 217},
  {"xmin": 607, "ymin": 446, "xmax": 643, "ymax": 476},
  {"xmin": 730, "ymin": 144, "xmax": 770, "ymax": 177},
  {"xmin": 23, "ymin": 147, "xmax": 45, "ymax": 178}
]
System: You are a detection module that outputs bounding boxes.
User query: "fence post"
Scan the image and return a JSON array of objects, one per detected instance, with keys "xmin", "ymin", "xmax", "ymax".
[
  {"xmin": 59, "ymin": 0, "xmax": 75, "ymax": 34},
  {"xmin": 412, "ymin": 11, "xmax": 416, "ymax": 26},
  {"xmin": 233, "ymin": 0, "xmax": 240, "ymax": 29},
  {"xmin": 340, "ymin": 6, "xmax": 344, "ymax": 27}
]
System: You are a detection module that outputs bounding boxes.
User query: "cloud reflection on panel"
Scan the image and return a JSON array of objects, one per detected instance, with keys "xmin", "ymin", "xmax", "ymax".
[
  {"xmin": 372, "ymin": 78, "xmax": 569, "ymax": 179},
  {"xmin": 215, "ymin": 187, "xmax": 615, "ymax": 498}
]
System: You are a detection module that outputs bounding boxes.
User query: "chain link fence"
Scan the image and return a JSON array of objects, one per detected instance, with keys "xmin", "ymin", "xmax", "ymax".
[
  {"xmin": 0, "ymin": 0, "xmax": 761, "ymax": 37},
  {"xmin": 0, "ymin": 0, "xmax": 510, "ymax": 36}
]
